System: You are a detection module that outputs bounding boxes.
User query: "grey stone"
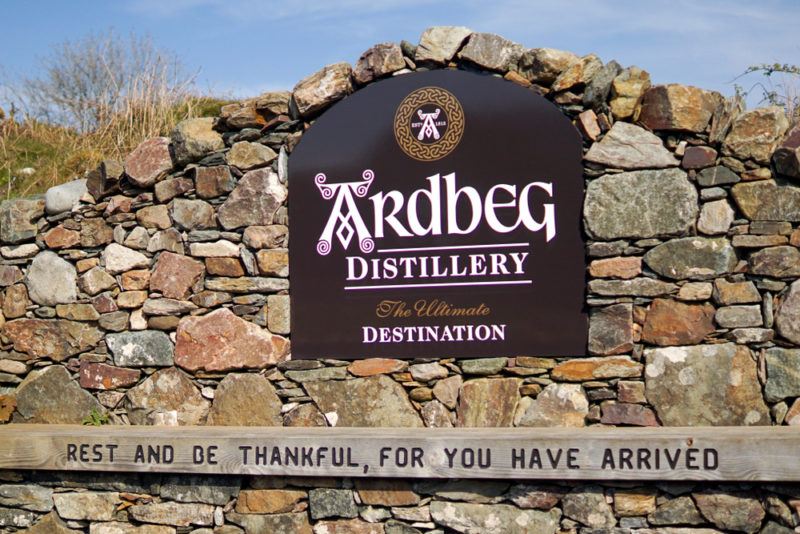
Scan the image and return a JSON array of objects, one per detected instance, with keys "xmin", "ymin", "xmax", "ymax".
[
  {"xmin": 226, "ymin": 141, "xmax": 277, "ymax": 171},
  {"xmin": 765, "ymin": 348, "xmax": 800, "ymax": 402},
  {"xmin": 697, "ymin": 165, "xmax": 740, "ymax": 186},
  {"xmin": 160, "ymin": 475, "xmax": 240, "ymax": 505},
  {"xmin": 89, "ymin": 522, "xmax": 176, "ymax": 533},
  {"xmin": 697, "ymin": 199, "xmax": 734, "ymax": 235},
  {"xmin": 305, "ymin": 375, "xmax": 423, "ymax": 427},
  {"xmin": 102, "ymin": 243, "xmax": 150, "ymax": 274},
  {"xmin": 24, "ymin": 512, "xmax": 81, "ymax": 534},
  {"xmin": 0, "ymin": 484, "xmax": 53, "ymax": 511},
  {"xmin": 583, "ymin": 60, "xmax": 623, "ymax": 110},
  {"xmin": 267, "ymin": 294, "xmax": 290, "ymax": 335},
  {"xmin": 584, "ymin": 169, "xmax": 697, "ymax": 240},
  {"xmin": 106, "ymin": 331, "xmax": 174, "ymax": 367},
  {"xmin": 25, "ymin": 251, "xmax": 77, "ymax": 305},
  {"xmin": 459, "ymin": 357, "xmax": 507, "ymax": 375},
  {"xmin": 515, "ymin": 383, "xmax": 588, "ymax": 427},
  {"xmin": 588, "ymin": 303, "xmax": 634, "ymax": 355},
  {"xmin": 53, "ymin": 491, "xmax": 119, "ymax": 521},
  {"xmin": 430, "ymin": 501, "xmax": 559, "ymax": 534},
  {"xmin": 589, "ymin": 278, "xmax": 677, "ymax": 297},
  {"xmin": 728, "ymin": 327, "xmax": 774, "ymax": 344},
  {"xmin": 291, "ymin": 62, "xmax": 354, "ymax": 118},
  {"xmin": 409, "ymin": 362, "xmax": 449, "ymax": 381},
  {"xmin": 0, "ymin": 197, "xmax": 45, "ymax": 244},
  {"xmin": 284, "ymin": 367, "xmax": 348, "ymax": 383},
  {"xmin": 715, "ymin": 305, "xmax": 762, "ymax": 328},
  {"xmin": 561, "ymin": 486, "xmax": 615, "ymax": 528},
  {"xmin": 415, "ymin": 26, "xmax": 472, "ymax": 65},
  {"xmin": 170, "ymin": 198, "xmax": 216, "ymax": 230},
  {"xmin": 0, "ymin": 507, "xmax": 37, "ymax": 528},
  {"xmin": 457, "ymin": 32, "xmax": 523, "ymax": 72},
  {"xmin": 421, "ymin": 399, "xmax": 453, "ymax": 427},
  {"xmin": 645, "ymin": 343, "xmax": 768, "ymax": 426},
  {"xmin": 148, "ymin": 228, "xmax": 185, "ymax": 254},
  {"xmin": 732, "ymin": 180, "xmax": 800, "ymax": 222},
  {"xmin": 218, "ymin": 168, "xmax": 287, "ymax": 230},
  {"xmin": 693, "ymin": 491, "xmax": 765, "ymax": 533},
  {"xmin": 78, "ymin": 267, "xmax": 117, "ymax": 296},
  {"xmin": 749, "ymin": 246, "xmax": 800, "ymax": 278},
  {"xmin": 226, "ymin": 511, "xmax": 311, "ymax": 534},
  {"xmin": 124, "ymin": 367, "xmax": 210, "ymax": 425},
  {"xmin": 644, "ymin": 237, "xmax": 737, "ymax": 280},
  {"xmin": 204, "ymin": 276, "xmax": 289, "ymax": 293},
  {"xmin": 14, "ymin": 365, "xmax": 103, "ymax": 423},
  {"xmin": 142, "ymin": 298, "xmax": 198, "ymax": 316},
  {"xmin": 98, "ymin": 311, "xmax": 130, "ymax": 332},
  {"xmin": 309, "ymin": 488, "xmax": 358, "ymax": 520},
  {"xmin": 584, "ymin": 122, "xmax": 679, "ymax": 170},
  {"xmin": 171, "ymin": 117, "xmax": 224, "ymax": 166},
  {"xmin": 128, "ymin": 502, "xmax": 214, "ymax": 527},
  {"xmin": 647, "ymin": 495, "xmax": 704, "ymax": 526},
  {"xmin": 45, "ymin": 179, "xmax": 87, "ymax": 215},
  {"xmin": 776, "ymin": 280, "xmax": 800, "ymax": 343},
  {"xmin": 207, "ymin": 373, "xmax": 282, "ymax": 426}
]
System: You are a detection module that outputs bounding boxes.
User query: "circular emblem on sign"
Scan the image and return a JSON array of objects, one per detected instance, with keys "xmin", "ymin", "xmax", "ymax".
[{"xmin": 394, "ymin": 86, "xmax": 464, "ymax": 161}]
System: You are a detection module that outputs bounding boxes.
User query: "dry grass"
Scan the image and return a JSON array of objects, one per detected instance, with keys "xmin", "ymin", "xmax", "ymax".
[{"xmin": 0, "ymin": 95, "xmax": 230, "ymax": 199}]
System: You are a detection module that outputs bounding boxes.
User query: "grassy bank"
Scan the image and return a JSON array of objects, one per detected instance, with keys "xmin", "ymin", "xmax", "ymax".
[{"xmin": 0, "ymin": 96, "xmax": 231, "ymax": 199}]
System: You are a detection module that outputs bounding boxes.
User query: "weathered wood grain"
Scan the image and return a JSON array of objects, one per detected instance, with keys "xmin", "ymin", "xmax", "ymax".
[{"xmin": 0, "ymin": 425, "xmax": 798, "ymax": 480}]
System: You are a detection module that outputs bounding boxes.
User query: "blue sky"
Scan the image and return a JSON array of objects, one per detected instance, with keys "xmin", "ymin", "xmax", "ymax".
[{"xmin": 1, "ymin": 0, "xmax": 798, "ymax": 106}]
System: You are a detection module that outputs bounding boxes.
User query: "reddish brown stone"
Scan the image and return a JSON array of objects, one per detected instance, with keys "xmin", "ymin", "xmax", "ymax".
[
  {"xmin": 600, "ymin": 401, "xmax": 659, "ymax": 426},
  {"xmin": 642, "ymin": 298, "xmax": 716, "ymax": 346},
  {"xmin": 175, "ymin": 308, "xmax": 289, "ymax": 372},
  {"xmin": 124, "ymin": 137, "xmax": 174, "ymax": 187},
  {"xmin": 205, "ymin": 257, "xmax": 245, "ymax": 277},
  {"xmin": 791, "ymin": 229, "xmax": 800, "ymax": 247},
  {"xmin": 284, "ymin": 403, "xmax": 327, "ymax": 427},
  {"xmin": 79, "ymin": 362, "xmax": 141, "ymax": 390},
  {"xmin": 576, "ymin": 109, "xmax": 601, "ymax": 141},
  {"xmin": 0, "ymin": 265, "xmax": 23, "ymax": 287},
  {"xmin": 92, "ymin": 293, "xmax": 118, "ymax": 313},
  {"xmin": 149, "ymin": 252, "xmax": 204, "ymax": 300},
  {"xmin": 44, "ymin": 226, "xmax": 80, "ymax": 249},
  {"xmin": 235, "ymin": 489, "xmax": 306, "ymax": 514},
  {"xmin": 3, "ymin": 319, "xmax": 103, "ymax": 361},
  {"xmin": 0, "ymin": 394, "xmax": 15, "ymax": 423},
  {"xmin": 347, "ymin": 358, "xmax": 407, "ymax": 377},
  {"xmin": 456, "ymin": 378, "xmax": 521, "ymax": 427},
  {"xmin": 588, "ymin": 256, "xmax": 642, "ymax": 279},
  {"xmin": 353, "ymin": 43, "xmax": 406, "ymax": 85},
  {"xmin": 194, "ymin": 166, "xmax": 236, "ymax": 199},
  {"xmin": 121, "ymin": 269, "xmax": 150, "ymax": 291},
  {"xmin": 552, "ymin": 356, "xmax": 642, "ymax": 381},
  {"xmin": 80, "ymin": 218, "xmax": 114, "ymax": 247},
  {"xmin": 681, "ymin": 146, "xmax": 717, "ymax": 169},
  {"xmin": 638, "ymin": 84, "xmax": 719, "ymax": 132},
  {"xmin": 3, "ymin": 283, "xmax": 30, "ymax": 319},
  {"xmin": 154, "ymin": 177, "xmax": 193, "ymax": 203},
  {"xmin": 355, "ymin": 479, "xmax": 420, "ymax": 506}
]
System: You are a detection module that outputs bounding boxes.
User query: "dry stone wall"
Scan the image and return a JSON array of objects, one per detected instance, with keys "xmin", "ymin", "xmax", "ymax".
[{"xmin": 1, "ymin": 25, "xmax": 800, "ymax": 533}]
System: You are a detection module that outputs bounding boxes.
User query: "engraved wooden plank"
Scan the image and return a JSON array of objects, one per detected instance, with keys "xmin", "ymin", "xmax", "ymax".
[{"xmin": 1, "ymin": 424, "xmax": 799, "ymax": 480}]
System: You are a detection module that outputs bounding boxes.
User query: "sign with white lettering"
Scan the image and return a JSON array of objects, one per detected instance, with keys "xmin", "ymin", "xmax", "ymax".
[{"xmin": 290, "ymin": 70, "xmax": 586, "ymax": 359}]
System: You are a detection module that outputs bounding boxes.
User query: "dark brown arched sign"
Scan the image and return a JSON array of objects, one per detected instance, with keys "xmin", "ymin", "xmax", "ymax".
[{"xmin": 290, "ymin": 69, "xmax": 586, "ymax": 359}]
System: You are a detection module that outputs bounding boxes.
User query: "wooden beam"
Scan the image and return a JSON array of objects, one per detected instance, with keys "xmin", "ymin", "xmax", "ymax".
[{"xmin": 0, "ymin": 424, "xmax": 798, "ymax": 481}]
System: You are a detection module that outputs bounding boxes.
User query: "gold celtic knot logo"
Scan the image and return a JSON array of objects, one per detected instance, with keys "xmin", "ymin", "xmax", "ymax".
[{"xmin": 394, "ymin": 86, "xmax": 465, "ymax": 161}]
